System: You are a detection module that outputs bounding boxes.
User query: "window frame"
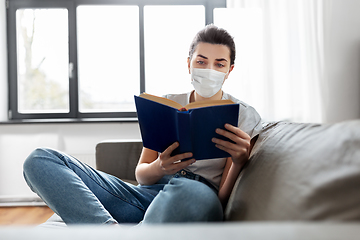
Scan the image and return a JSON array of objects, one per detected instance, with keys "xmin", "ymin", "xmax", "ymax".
[{"xmin": 6, "ymin": 0, "xmax": 226, "ymax": 120}]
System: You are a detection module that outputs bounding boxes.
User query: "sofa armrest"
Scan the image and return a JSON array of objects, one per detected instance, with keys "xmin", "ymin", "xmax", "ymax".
[
  {"xmin": 225, "ymin": 120, "xmax": 360, "ymax": 221},
  {"xmin": 95, "ymin": 140, "xmax": 143, "ymax": 184}
]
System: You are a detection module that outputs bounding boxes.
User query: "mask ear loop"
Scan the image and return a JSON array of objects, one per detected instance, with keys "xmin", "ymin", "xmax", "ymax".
[{"xmin": 223, "ymin": 70, "xmax": 229, "ymax": 83}]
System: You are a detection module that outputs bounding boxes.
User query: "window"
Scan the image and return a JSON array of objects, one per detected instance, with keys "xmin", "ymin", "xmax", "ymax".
[
  {"xmin": 16, "ymin": 8, "xmax": 69, "ymax": 114},
  {"xmin": 144, "ymin": 5, "xmax": 205, "ymax": 97},
  {"xmin": 213, "ymin": 8, "xmax": 265, "ymax": 118},
  {"xmin": 77, "ymin": 5, "xmax": 140, "ymax": 113},
  {"xmin": 7, "ymin": 0, "xmax": 226, "ymax": 120}
]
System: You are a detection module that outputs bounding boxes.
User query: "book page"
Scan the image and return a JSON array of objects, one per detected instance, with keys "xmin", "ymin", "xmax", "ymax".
[
  {"xmin": 139, "ymin": 93, "xmax": 183, "ymax": 109},
  {"xmin": 140, "ymin": 93, "xmax": 235, "ymax": 110},
  {"xmin": 185, "ymin": 99, "xmax": 235, "ymax": 110}
]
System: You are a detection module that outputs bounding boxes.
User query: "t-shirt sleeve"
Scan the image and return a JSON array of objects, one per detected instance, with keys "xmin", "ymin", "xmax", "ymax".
[{"xmin": 238, "ymin": 105, "xmax": 262, "ymax": 139}]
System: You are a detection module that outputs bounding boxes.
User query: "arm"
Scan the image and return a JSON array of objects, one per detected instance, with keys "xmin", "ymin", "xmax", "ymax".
[
  {"xmin": 135, "ymin": 142, "xmax": 196, "ymax": 186},
  {"xmin": 213, "ymin": 124, "xmax": 257, "ymax": 207},
  {"xmin": 218, "ymin": 157, "xmax": 243, "ymax": 207}
]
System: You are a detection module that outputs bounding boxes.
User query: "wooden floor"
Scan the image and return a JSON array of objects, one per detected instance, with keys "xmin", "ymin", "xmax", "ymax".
[{"xmin": 0, "ymin": 206, "xmax": 54, "ymax": 226}]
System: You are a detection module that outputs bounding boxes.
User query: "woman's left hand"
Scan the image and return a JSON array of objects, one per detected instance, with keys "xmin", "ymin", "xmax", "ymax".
[{"xmin": 212, "ymin": 124, "xmax": 251, "ymax": 166}]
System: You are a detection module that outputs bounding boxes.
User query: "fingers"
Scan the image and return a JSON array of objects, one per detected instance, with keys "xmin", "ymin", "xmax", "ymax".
[
  {"xmin": 223, "ymin": 124, "xmax": 250, "ymax": 141},
  {"xmin": 212, "ymin": 124, "xmax": 251, "ymax": 163},
  {"xmin": 161, "ymin": 142, "xmax": 194, "ymax": 162},
  {"xmin": 159, "ymin": 142, "xmax": 195, "ymax": 175},
  {"xmin": 213, "ymin": 124, "xmax": 250, "ymax": 146},
  {"xmin": 159, "ymin": 156, "xmax": 195, "ymax": 175},
  {"xmin": 162, "ymin": 142, "xmax": 180, "ymax": 157}
]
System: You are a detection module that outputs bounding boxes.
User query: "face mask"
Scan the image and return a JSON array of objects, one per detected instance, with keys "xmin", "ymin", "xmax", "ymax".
[{"xmin": 191, "ymin": 68, "xmax": 227, "ymax": 98}]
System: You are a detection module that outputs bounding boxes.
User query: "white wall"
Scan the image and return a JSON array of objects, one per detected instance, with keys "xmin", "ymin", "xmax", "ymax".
[
  {"xmin": 0, "ymin": 0, "xmax": 360, "ymax": 199},
  {"xmin": 324, "ymin": 0, "xmax": 360, "ymax": 123},
  {"xmin": 0, "ymin": 123, "xmax": 141, "ymax": 198},
  {"xmin": 0, "ymin": 0, "xmax": 7, "ymax": 121}
]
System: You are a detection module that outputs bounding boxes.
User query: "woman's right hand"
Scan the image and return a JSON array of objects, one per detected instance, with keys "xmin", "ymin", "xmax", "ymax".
[
  {"xmin": 135, "ymin": 142, "xmax": 196, "ymax": 185},
  {"xmin": 156, "ymin": 142, "xmax": 196, "ymax": 176}
]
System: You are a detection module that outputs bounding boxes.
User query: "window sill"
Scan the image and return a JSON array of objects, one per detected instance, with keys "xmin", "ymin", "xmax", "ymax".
[{"xmin": 0, "ymin": 118, "xmax": 138, "ymax": 125}]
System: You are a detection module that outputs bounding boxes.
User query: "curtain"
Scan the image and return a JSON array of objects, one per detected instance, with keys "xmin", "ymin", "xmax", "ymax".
[{"xmin": 225, "ymin": 0, "xmax": 332, "ymax": 123}]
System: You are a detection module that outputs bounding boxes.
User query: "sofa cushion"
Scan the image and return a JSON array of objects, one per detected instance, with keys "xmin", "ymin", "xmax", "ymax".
[
  {"xmin": 225, "ymin": 120, "xmax": 360, "ymax": 221},
  {"xmin": 95, "ymin": 140, "xmax": 142, "ymax": 182}
]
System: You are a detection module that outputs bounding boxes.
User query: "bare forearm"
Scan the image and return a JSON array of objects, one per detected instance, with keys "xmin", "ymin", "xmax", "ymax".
[
  {"xmin": 135, "ymin": 160, "xmax": 164, "ymax": 185},
  {"xmin": 218, "ymin": 162, "xmax": 243, "ymax": 207}
]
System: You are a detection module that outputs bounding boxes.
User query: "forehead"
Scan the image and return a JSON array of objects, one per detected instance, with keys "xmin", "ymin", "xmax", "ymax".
[{"xmin": 193, "ymin": 42, "xmax": 231, "ymax": 60}]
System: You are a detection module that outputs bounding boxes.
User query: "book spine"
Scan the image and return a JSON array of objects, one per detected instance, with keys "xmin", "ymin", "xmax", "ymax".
[{"xmin": 176, "ymin": 111, "xmax": 192, "ymax": 156}]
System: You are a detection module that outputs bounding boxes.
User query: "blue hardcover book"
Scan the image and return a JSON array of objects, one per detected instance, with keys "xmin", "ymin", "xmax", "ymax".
[{"xmin": 134, "ymin": 93, "xmax": 239, "ymax": 160}]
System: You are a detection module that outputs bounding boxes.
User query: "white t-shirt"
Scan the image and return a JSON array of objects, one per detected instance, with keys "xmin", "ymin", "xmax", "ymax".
[{"xmin": 163, "ymin": 91, "xmax": 262, "ymax": 190}]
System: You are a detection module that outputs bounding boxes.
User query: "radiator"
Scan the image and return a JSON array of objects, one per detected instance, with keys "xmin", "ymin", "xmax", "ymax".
[{"xmin": 0, "ymin": 153, "xmax": 96, "ymax": 207}]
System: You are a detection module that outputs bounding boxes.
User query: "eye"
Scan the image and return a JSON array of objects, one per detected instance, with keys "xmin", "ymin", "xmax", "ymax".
[
  {"xmin": 197, "ymin": 60, "xmax": 205, "ymax": 65},
  {"xmin": 216, "ymin": 63, "xmax": 225, "ymax": 68}
]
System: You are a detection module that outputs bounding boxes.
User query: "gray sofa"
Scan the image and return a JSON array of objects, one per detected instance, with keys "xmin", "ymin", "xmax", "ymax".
[
  {"xmin": 95, "ymin": 120, "xmax": 360, "ymax": 222},
  {"xmin": 2, "ymin": 120, "xmax": 360, "ymax": 239}
]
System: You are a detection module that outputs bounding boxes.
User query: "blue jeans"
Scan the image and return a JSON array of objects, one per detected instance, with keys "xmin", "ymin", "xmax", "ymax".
[{"xmin": 23, "ymin": 148, "xmax": 223, "ymax": 224}]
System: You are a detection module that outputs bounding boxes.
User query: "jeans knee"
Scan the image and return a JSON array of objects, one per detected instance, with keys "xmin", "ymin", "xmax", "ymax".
[
  {"xmin": 143, "ymin": 177, "xmax": 223, "ymax": 223},
  {"xmin": 24, "ymin": 148, "xmax": 47, "ymax": 171},
  {"xmin": 23, "ymin": 148, "xmax": 56, "ymax": 182}
]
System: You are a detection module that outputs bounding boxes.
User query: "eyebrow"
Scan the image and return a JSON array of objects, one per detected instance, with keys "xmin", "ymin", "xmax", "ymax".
[{"xmin": 197, "ymin": 54, "xmax": 228, "ymax": 62}]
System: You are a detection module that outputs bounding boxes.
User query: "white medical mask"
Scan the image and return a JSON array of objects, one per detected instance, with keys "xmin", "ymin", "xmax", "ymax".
[{"xmin": 191, "ymin": 68, "xmax": 227, "ymax": 98}]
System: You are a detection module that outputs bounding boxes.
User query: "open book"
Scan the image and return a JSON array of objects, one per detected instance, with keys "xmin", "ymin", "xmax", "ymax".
[{"xmin": 134, "ymin": 93, "xmax": 239, "ymax": 160}]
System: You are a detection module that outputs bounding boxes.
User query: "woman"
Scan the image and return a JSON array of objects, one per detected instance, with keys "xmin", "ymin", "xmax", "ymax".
[{"xmin": 23, "ymin": 24, "xmax": 262, "ymax": 225}]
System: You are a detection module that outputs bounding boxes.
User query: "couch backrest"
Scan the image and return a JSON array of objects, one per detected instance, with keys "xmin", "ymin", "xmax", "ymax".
[
  {"xmin": 96, "ymin": 140, "xmax": 142, "ymax": 184},
  {"xmin": 225, "ymin": 120, "xmax": 360, "ymax": 221}
]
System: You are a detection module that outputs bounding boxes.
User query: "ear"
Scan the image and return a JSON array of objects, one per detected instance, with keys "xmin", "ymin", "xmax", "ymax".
[
  {"xmin": 187, "ymin": 57, "xmax": 191, "ymax": 74},
  {"xmin": 225, "ymin": 64, "xmax": 235, "ymax": 80}
]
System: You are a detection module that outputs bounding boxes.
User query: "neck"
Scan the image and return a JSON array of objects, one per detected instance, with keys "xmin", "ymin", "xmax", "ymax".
[{"xmin": 191, "ymin": 90, "xmax": 223, "ymax": 103}]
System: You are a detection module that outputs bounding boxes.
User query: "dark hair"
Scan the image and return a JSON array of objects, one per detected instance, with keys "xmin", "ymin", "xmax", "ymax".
[{"xmin": 189, "ymin": 24, "xmax": 236, "ymax": 65}]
